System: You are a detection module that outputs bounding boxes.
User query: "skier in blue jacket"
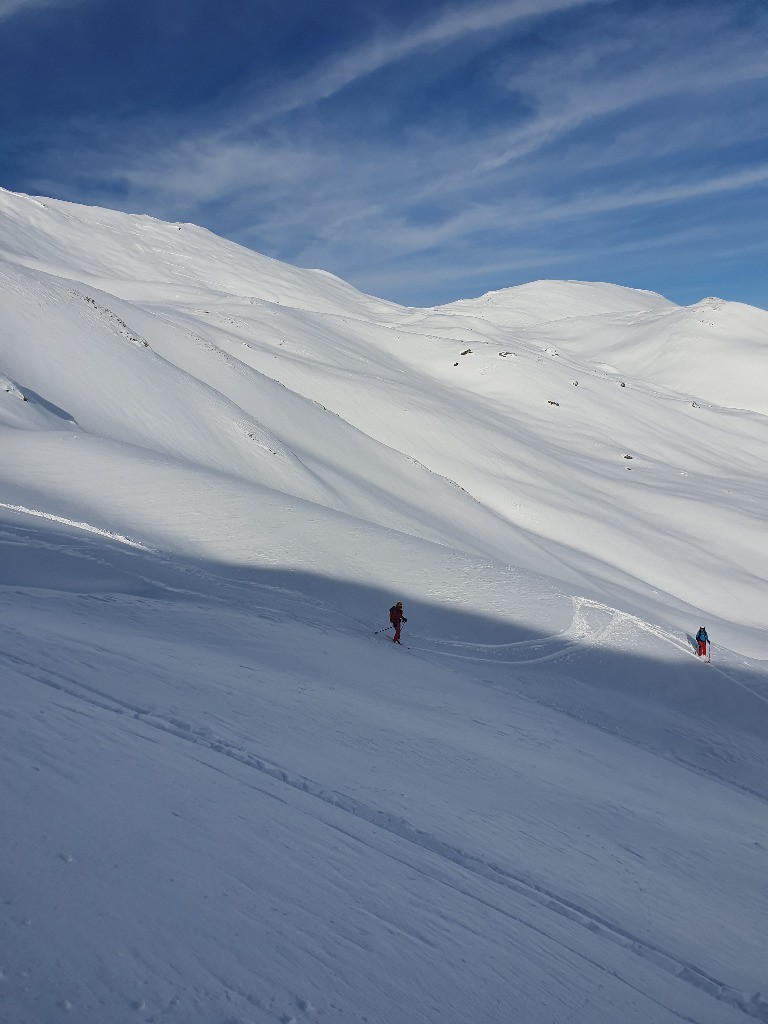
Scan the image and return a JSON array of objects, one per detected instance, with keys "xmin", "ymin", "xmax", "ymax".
[{"xmin": 695, "ymin": 626, "xmax": 709, "ymax": 657}]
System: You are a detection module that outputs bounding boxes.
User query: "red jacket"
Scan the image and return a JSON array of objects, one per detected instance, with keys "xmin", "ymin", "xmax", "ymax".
[{"xmin": 389, "ymin": 604, "xmax": 405, "ymax": 625}]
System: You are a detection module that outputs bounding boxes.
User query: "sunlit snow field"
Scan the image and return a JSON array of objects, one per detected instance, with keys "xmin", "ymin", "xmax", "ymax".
[{"xmin": 1, "ymin": 188, "xmax": 767, "ymax": 1024}]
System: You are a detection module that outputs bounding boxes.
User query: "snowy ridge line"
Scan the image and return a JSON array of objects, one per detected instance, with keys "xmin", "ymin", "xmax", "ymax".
[
  {"xmin": 255, "ymin": 358, "xmax": 474, "ymax": 497},
  {"xmin": 0, "ymin": 373, "xmax": 26, "ymax": 401},
  {"xmin": 11, "ymin": 655, "xmax": 767, "ymax": 1023},
  {"xmin": 0, "ymin": 504, "xmax": 154, "ymax": 551},
  {"xmin": 69, "ymin": 290, "xmax": 149, "ymax": 348}
]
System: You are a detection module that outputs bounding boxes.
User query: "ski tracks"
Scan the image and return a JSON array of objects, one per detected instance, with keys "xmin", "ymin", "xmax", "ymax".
[
  {"xmin": 410, "ymin": 597, "xmax": 642, "ymax": 666},
  {"xmin": 8, "ymin": 651, "xmax": 767, "ymax": 1023},
  {"xmin": 412, "ymin": 595, "xmax": 768, "ymax": 709},
  {"xmin": 574, "ymin": 598, "xmax": 768, "ymax": 708}
]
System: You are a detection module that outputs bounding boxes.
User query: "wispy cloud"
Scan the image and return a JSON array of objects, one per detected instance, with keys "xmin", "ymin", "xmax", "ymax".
[
  {"xmin": 41, "ymin": 1, "xmax": 766, "ymax": 204},
  {"xmin": 527, "ymin": 165, "xmax": 768, "ymax": 224},
  {"xmin": 289, "ymin": 163, "xmax": 768, "ymax": 266},
  {"xmin": 241, "ymin": 0, "xmax": 613, "ymax": 127},
  {"xmin": 0, "ymin": 0, "xmax": 82, "ymax": 20},
  {"xmin": 472, "ymin": 8, "xmax": 768, "ymax": 176},
  {"xmin": 12, "ymin": 0, "xmax": 768, "ymax": 308}
]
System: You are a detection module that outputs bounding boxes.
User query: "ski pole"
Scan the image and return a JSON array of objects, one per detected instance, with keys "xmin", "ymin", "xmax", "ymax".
[{"xmin": 374, "ymin": 625, "xmax": 394, "ymax": 635}]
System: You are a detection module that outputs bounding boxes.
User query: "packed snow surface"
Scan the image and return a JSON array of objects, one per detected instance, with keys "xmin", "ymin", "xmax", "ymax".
[{"xmin": 1, "ymin": 188, "xmax": 767, "ymax": 1024}]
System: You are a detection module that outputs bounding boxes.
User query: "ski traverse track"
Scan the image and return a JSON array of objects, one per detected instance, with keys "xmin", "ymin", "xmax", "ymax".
[
  {"xmin": 413, "ymin": 597, "xmax": 768, "ymax": 705},
  {"xmin": 3, "ymin": 648, "xmax": 766, "ymax": 1023},
  {"xmin": 577, "ymin": 599, "xmax": 768, "ymax": 709},
  {"xmin": 406, "ymin": 597, "xmax": 768, "ymax": 807},
  {"xmin": 411, "ymin": 598, "xmax": 646, "ymax": 666}
]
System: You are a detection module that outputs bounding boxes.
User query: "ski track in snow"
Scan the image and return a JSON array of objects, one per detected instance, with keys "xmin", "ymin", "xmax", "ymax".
[
  {"xmin": 3, "ymin": 647, "xmax": 767, "ymax": 1023},
  {"xmin": 0, "ymin": 503, "xmax": 153, "ymax": 551},
  {"xmin": 413, "ymin": 596, "xmax": 768, "ymax": 706},
  {"xmin": 401, "ymin": 598, "xmax": 768, "ymax": 805},
  {"xmin": 411, "ymin": 598, "xmax": 647, "ymax": 665}
]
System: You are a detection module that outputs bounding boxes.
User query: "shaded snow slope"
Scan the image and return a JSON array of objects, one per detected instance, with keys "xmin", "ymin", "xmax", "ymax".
[{"xmin": 1, "ymin": 515, "xmax": 767, "ymax": 1024}]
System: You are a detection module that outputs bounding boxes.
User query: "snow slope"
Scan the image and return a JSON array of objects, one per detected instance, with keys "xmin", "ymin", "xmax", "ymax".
[{"xmin": 1, "ymin": 188, "xmax": 767, "ymax": 1024}]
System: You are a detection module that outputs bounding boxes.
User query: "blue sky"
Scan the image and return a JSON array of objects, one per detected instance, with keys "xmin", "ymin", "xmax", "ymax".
[{"xmin": 2, "ymin": 0, "xmax": 767, "ymax": 307}]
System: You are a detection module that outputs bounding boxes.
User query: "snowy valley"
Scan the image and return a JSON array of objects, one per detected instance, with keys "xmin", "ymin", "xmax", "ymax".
[{"xmin": 1, "ymin": 187, "xmax": 767, "ymax": 1024}]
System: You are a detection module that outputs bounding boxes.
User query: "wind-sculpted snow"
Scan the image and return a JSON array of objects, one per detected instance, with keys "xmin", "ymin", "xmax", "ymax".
[
  {"xmin": 0, "ymin": 371, "xmax": 25, "ymax": 400},
  {"xmin": 0, "ymin": 502, "xmax": 153, "ymax": 550}
]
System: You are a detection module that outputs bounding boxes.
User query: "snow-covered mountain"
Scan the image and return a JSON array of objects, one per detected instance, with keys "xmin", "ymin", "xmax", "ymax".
[{"xmin": 1, "ymin": 187, "xmax": 766, "ymax": 1024}]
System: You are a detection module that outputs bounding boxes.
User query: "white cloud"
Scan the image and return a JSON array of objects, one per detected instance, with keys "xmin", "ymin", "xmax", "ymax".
[
  {"xmin": 241, "ymin": 0, "xmax": 614, "ymax": 127},
  {"xmin": 46, "ymin": 0, "xmax": 766, "ymax": 218},
  {"xmin": 478, "ymin": 13, "xmax": 768, "ymax": 178},
  {"xmin": 539, "ymin": 165, "xmax": 768, "ymax": 221},
  {"xmin": 24, "ymin": 0, "xmax": 768, "ymax": 309}
]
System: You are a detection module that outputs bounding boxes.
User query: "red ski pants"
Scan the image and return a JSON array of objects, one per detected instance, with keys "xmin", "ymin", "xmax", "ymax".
[
  {"xmin": 697, "ymin": 640, "xmax": 707, "ymax": 657},
  {"xmin": 392, "ymin": 621, "xmax": 402, "ymax": 643}
]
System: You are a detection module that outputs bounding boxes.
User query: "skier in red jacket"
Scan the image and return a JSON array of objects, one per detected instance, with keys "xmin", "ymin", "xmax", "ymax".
[{"xmin": 389, "ymin": 601, "xmax": 407, "ymax": 644}]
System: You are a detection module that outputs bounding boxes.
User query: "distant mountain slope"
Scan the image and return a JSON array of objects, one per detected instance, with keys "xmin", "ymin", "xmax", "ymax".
[
  {"xmin": 442, "ymin": 278, "xmax": 677, "ymax": 324},
  {"xmin": 434, "ymin": 281, "xmax": 768, "ymax": 416},
  {"xmin": 0, "ymin": 187, "xmax": 396, "ymax": 317},
  {"xmin": 1, "ymin": 187, "xmax": 767, "ymax": 656}
]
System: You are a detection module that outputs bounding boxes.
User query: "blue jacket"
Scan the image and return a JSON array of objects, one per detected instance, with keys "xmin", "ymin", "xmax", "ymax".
[{"xmin": 696, "ymin": 628, "xmax": 709, "ymax": 643}]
